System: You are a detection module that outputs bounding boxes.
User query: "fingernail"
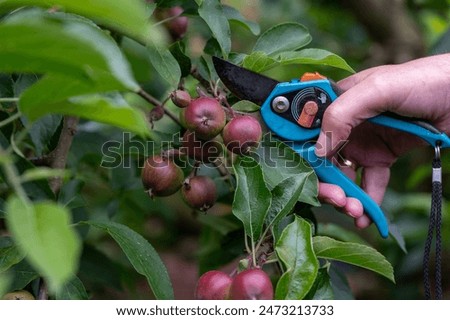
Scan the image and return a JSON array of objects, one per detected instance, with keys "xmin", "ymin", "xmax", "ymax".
[
  {"xmin": 330, "ymin": 198, "xmax": 346, "ymax": 207},
  {"xmin": 346, "ymin": 210, "xmax": 361, "ymax": 219},
  {"xmin": 315, "ymin": 132, "xmax": 328, "ymax": 157}
]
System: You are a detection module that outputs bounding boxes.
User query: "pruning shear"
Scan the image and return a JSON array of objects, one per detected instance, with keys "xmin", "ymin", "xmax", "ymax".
[{"xmin": 213, "ymin": 56, "xmax": 450, "ymax": 238}]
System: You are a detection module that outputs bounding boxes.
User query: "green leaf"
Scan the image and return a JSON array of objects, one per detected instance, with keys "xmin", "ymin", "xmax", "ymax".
[
  {"xmin": 278, "ymin": 49, "xmax": 355, "ymax": 73},
  {"xmin": 223, "ymin": 5, "xmax": 260, "ymax": 35},
  {"xmin": 299, "ymin": 172, "xmax": 320, "ymax": 206},
  {"xmin": 231, "ymin": 100, "xmax": 261, "ymax": 113},
  {"xmin": 13, "ymin": 74, "xmax": 39, "ymax": 97},
  {"xmin": 5, "ymin": 197, "xmax": 82, "ymax": 292},
  {"xmin": 267, "ymin": 175, "xmax": 309, "ymax": 226},
  {"xmin": 0, "ymin": 74, "xmax": 14, "ymax": 97},
  {"xmin": 241, "ymin": 49, "xmax": 354, "ymax": 74},
  {"xmin": 198, "ymin": 227, "xmax": 244, "ymax": 275},
  {"xmin": 204, "ymin": 37, "xmax": 223, "ymax": 57},
  {"xmin": 55, "ymin": 276, "xmax": 89, "ymax": 300},
  {"xmin": 0, "ymin": 244, "xmax": 26, "ymax": 273},
  {"xmin": 232, "ymin": 157, "xmax": 271, "ymax": 241},
  {"xmin": 27, "ymin": 114, "xmax": 62, "ymax": 156},
  {"xmin": 0, "ymin": 0, "xmax": 150, "ymax": 43},
  {"xmin": 19, "ymin": 74, "xmax": 113, "ymax": 113},
  {"xmin": 0, "ymin": 199, "xmax": 5, "ymax": 219},
  {"xmin": 273, "ymin": 215, "xmax": 295, "ymax": 244},
  {"xmin": 305, "ymin": 266, "xmax": 334, "ymax": 300},
  {"xmin": 121, "ymin": 37, "xmax": 154, "ymax": 83},
  {"xmin": 147, "ymin": 39, "xmax": 182, "ymax": 89},
  {"xmin": 0, "ymin": 10, "xmax": 139, "ymax": 92},
  {"xmin": 0, "ymin": 132, "xmax": 55, "ymax": 200},
  {"xmin": 169, "ymin": 41, "xmax": 192, "ymax": 78},
  {"xmin": 317, "ymin": 223, "xmax": 370, "ymax": 245},
  {"xmin": 0, "ymin": 236, "xmax": 11, "ymax": 247},
  {"xmin": 198, "ymin": 0, "xmax": 231, "ymax": 58},
  {"xmin": 256, "ymin": 136, "xmax": 319, "ymax": 206},
  {"xmin": 78, "ymin": 245, "xmax": 122, "ymax": 290},
  {"xmin": 86, "ymin": 221, "xmax": 174, "ymax": 300},
  {"xmin": 21, "ymin": 93, "xmax": 150, "ymax": 137},
  {"xmin": 329, "ymin": 263, "xmax": 354, "ymax": 299},
  {"xmin": 0, "ymin": 274, "xmax": 11, "ymax": 297},
  {"xmin": 196, "ymin": 55, "xmax": 219, "ymax": 82},
  {"xmin": 21, "ymin": 168, "xmax": 71, "ymax": 184},
  {"xmin": 313, "ymin": 236, "xmax": 395, "ymax": 283},
  {"xmin": 388, "ymin": 223, "xmax": 407, "ymax": 254},
  {"xmin": 275, "ymin": 217, "xmax": 319, "ymax": 300},
  {"xmin": 0, "ymin": 260, "xmax": 39, "ymax": 291},
  {"xmin": 197, "ymin": 214, "xmax": 241, "ymax": 236},
  {"xmin": 242, "ymin": 51, "xmax": 278, "ymax": 73},
  {"xmin": 253, "ymin": 22, "xmax": 312, "ymax": 56}
]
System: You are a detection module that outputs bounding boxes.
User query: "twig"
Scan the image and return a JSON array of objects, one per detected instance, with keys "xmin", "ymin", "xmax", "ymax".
[
  {"xmin": 37, "ymin": 279, "xmax": 48, "ymax": 300},
  {"xmin": 0, "ymin": 97, "xmax": 19, "ymax": 103},
  {"xmin": 254, "ymin": 222, "xmax": 276, "ymax": 258},
  {"xmin": 151, "ymin": 13, "xmax": 182, "ymax": 28},
  {"xmin": 244, "ymin": 234, "xmax": 251, "ymax": 256},
  {"xmin": 6, "ymin": 129, "xmax": 29, "ymax": 155},
  {"xmin": 30, "ymin": 116, "xmax": 80, "ymax": 300},
  {"xmin": 163, "ymin": 109, "xmax": 182, "ymax": 127},
  {"xmin": 211, "ymin": 158, "xmax": 235, "ymax": 192},
  {"xmin": 137, "ymin": 89, "xmax": 182, "ymax": 127},
  {"xmin": 190, "ymin": 66, "xmax": 236, "ymax": 120},
  {"xmin": 190, "ymin": 67, "xmax": 213, "ymax": 94},
  {"xmin": 137, "ymin": 89, "xmax": 161, "ymax": 106},
  {"xmin": 218, "ymin": 94, "xmax": 236, "ymax": 119},
  {"xmin": 0, "ymin": 112, "xmax": 21, "ymax": 128},
  {"xmin": 29, "ymin": 156, "xmax": 51, "ymax": 167},
  {"xmin": 186, "ymin": 161, "xmax": 201, "ymax": 180},
  {"xmin": 213, "ymin": 79, "xmax": 221, "ymax": 97},
  {"xmin": 263, "ymin": 259, "xmax": 279, "ymax": 265},
  {"xmin": 47, "ymin": 116, "xmax": 79, "ymax": 194},
  {"xmin": 212, "ymin": 158, "xmax": 229, "ymax": 177},
  {"xmin": 0, "ymin": 147, "xmax": 28, "ymax": 202},
  {"xmin": 251, "ymin": 240, "xmax": 257, "ymax": 268}
]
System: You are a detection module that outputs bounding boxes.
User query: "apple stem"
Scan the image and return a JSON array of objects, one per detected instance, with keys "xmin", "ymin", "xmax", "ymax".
[
  {"xmin": 218, "ymin": 94, "xmax": 236, "ymax": 119},
  {"xmin": 137, "ymin": 89, "xmax": 182, "ymax": 127}
]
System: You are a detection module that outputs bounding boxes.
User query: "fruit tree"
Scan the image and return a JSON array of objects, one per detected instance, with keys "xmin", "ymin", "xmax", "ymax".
[{"xmin": 0, "ymin": 0, "xmax": 449, "ymax": 300}]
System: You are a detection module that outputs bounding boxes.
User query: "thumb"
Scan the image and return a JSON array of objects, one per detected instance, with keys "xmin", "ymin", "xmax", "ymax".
[{"xmin": 315, "ymin": 80, "xmax": 389, "ymax": 157}]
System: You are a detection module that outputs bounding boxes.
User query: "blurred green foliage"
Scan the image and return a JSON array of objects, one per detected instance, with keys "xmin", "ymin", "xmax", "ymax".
[{"xmin": 0, "ymin": 0, "xmax": 449, "ymax": 300}]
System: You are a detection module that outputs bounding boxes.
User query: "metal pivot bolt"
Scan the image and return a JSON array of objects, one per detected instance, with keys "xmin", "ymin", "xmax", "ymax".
[{"xmin": 272, "ymin": 96, "xmax": 290, "ymax": 113}]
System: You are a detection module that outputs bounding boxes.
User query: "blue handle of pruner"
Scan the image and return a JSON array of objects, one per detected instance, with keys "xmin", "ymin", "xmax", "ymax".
[{"xmin": 292, "ymin": 143, "xmax": 390, "ymax": 238}]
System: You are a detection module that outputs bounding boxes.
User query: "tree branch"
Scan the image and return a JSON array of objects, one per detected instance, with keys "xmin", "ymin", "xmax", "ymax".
[
  {"xmin": 47, "ymin": 116, "xmax": 79, "ymax": 194},
  {"xmin": 190, "ymin": 67, "xmax": 214, "ymax": 94},
  {"xmin": 26, "ymin": 117, "xmax": 79, "ymax": 299}
]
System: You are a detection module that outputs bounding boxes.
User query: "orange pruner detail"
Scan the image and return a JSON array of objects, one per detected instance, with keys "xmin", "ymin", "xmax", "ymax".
[
  {"xmin": 297, "ymin": 101, "xmax": 319, "ymax": 128},
  {"xmin": 300, "ymin": 72, "xmax": 327, "ymax": 82}
]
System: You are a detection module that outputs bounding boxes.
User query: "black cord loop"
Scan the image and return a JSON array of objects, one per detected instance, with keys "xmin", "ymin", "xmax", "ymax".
[{"xmin": 423, "ymin": 142, "xmax": 443, "ymax": 299}]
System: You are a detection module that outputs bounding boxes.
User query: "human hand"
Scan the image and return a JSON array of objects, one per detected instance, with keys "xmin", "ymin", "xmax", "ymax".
[{"xmin": 315, "ymin": 54, "xmax": 450, "ymax": 229}]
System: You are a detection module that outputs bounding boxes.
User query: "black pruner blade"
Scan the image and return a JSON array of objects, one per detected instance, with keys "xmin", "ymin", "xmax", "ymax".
[{"xmin": 212, "ymin": 56, "xmax": 279, "ymax": 105}]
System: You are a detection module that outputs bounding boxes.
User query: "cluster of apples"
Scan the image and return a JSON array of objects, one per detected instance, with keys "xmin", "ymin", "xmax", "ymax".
[
  {"xmin": 195, "ymin": 268, "xmax": 273, "ymax": 300},
  {"xmin": 142, "ymin": 90, "xmax": 262, "ymax": 211}
]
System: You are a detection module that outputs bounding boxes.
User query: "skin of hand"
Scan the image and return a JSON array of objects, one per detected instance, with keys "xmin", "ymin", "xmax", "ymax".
[{"xmin": 315, "ymin": 53, "xmax": 450, "ymax": 229}]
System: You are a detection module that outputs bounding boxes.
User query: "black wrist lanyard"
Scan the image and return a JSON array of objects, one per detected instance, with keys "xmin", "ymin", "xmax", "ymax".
[{"xmin": 423, "ymin": 142, "xmax": 443, "ymax": 299}]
